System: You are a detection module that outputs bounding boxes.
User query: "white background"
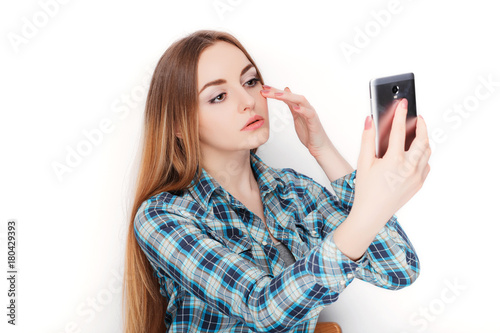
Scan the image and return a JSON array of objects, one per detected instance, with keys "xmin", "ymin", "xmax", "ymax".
[{"xmin": 1, "ymin": 0, "xmax": 499, "ymax": 332}]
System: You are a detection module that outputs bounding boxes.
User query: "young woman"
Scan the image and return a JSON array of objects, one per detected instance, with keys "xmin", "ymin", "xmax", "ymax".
[{"xmin": 123, "ymin": 30, "xmax": 431, "ymax": 333}]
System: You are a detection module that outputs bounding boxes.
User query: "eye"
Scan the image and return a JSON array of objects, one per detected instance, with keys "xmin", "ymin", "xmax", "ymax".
[
  {"xmin": 209, "ymin": 93, "xmax": 226, "ymax": 104},
  {"xmin": 245, "ymin": 77, "xmax": 260, "ymax": 87}
]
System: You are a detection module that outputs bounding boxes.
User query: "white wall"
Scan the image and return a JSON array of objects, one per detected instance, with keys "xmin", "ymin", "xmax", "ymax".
[{"xmin": 1, "ymin": 0, "xmax": 499, "ymax": 332}]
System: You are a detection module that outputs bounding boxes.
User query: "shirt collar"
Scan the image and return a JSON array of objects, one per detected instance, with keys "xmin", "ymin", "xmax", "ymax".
[{"xmin": 188, "ymin": 151, "xmax": 286, "ymax": 211}]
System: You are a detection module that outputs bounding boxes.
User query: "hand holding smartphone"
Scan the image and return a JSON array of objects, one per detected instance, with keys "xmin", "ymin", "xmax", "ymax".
[{"xmin": 369, "ymin": 73, "xmax": 418, "ymax": 158}]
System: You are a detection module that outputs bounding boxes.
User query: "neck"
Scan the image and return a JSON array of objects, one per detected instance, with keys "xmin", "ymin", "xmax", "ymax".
[{"xmin": 200, "ymin": 149, "xmax": 259, "ymax": 196}]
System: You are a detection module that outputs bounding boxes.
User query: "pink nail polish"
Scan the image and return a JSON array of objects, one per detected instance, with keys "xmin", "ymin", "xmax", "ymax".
[
  {"xmin": 364, "ymin": 115, "xmax": 372, "ymax": 130},
  {"xmin": 274, "ymin": 92, "xmax": 284, "ymax": 96},
  {"xmin": 261, "ymin": 90, "xmax": 270, "ymax": 93},
  {"xmin": 262, "ymin": 85, "xmax": 271, "ymax": 90}
]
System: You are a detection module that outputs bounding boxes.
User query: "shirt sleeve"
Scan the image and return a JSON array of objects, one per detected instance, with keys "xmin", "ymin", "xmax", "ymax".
[
  {"xmin": 134, "ymin": 195, "xmax": 367, "ymax": 332},
  {"xmin": 326, "ymin": 169, "xmax": 420, "ymax": 289}
]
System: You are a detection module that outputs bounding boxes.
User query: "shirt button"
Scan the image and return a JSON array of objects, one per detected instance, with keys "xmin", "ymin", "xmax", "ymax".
[
  {"xmin": 347, "ymin": 273, "xmax": 354, "ymax": 279},
  {"xmin": 311, "ymin": 231, "xmax": 318, "ymax": 237},
  {"xmin": 340, "ymin": 280, "xmax": 346, "ymax": 285},
  {"xmin": 353, "ymin": 178, "xmax": 356, "ymax": 185},
  {"xmin": 262, "ymin": 241, "xmax": 268, "ymax": 246}
]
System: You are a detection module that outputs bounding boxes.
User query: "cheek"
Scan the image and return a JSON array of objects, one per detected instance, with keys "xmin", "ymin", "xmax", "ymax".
[
  {"xmin": 197, "ymin": 110, "xmax": 213, "ymax": 139},
  {"xmin": 198, "ymin": 106, "xmax": 232, "ymax": 136},
  {"xmin": 251, "ymin": 89, "xmax": 267, "ymax": 104},
  {"xmin": 255, "ymin": 92, "xmax": 269, "ymax": 112}
]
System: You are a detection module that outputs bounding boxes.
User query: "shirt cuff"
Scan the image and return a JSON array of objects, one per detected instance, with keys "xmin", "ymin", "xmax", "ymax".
[
  {"xmin": 316, "ymin": 231, "xmax": 369, "ymax": 291},
  {"xmin": 330, "ymin": 169, "xmax": 357, "ymax": 212}
]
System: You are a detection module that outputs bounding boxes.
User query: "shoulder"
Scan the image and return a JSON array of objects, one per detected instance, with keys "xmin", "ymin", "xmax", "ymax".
[
  {"xmin": 136, "ymin": 191, "xmax": 188, "ymax": 215},
  {"xmin": 134, "ymin": 190, "xmax": 203, "ymax": 231}
]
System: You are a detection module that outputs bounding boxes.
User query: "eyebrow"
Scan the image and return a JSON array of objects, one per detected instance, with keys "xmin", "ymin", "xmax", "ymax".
[{"xmin": 198, "ymin": 63, "xmax": 255, "ymax": 95}]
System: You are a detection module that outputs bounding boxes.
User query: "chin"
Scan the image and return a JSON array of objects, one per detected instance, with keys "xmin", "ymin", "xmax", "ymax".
[{"xmin": 248, "ymin": 128, "xmax": 270, "ymax": 149}]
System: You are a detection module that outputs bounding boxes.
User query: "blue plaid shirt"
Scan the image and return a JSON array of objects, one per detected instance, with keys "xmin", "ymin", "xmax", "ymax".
[{"xmin": 134, "ymin": 151, "xmax": 419, "ymax": 332}]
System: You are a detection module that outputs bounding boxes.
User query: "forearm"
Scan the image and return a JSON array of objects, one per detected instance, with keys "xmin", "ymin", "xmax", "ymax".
[
  {"xmin": 332, "ymin": 207, "xmax": 390, "ymax": 261},
  {"xmin": 313, "ymin": 142, "xmax": 354, "ymax": 182}
]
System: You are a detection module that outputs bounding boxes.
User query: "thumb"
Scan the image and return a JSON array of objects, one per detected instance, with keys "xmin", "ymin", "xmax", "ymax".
[{"xmin": 357, "ymin": 115, "xmax": 376, "ymax": 169}]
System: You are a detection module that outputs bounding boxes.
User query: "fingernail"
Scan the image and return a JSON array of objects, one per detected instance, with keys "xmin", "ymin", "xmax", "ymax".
[
  {"xmin": 274, "ymin": 92, "xmax": 284, "ymax": 96},
  {"xmin": 261, "ymin": 89, "xmax": 270, "ymax": 94},
  {"xmin": 262, "ymin": 85, "xmax": 271, "ymax": 90},
  {"xmin": 400, "ymin": 98, "xmax": 408, "ymax": 109},
  {"xmin": 364, "ymin": 115, "xmax": 372, "ymax": 130}
]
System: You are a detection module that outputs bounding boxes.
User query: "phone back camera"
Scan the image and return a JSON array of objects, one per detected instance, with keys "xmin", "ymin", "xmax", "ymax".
[{"xmin": 392, "ymin": 85, "xmax": 399, "ymax": 94}]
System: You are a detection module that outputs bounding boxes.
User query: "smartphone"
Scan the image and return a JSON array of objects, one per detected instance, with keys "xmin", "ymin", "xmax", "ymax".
[{"xmin": 369, "ymin": 72, "xmax": 418, "ymax": 158}]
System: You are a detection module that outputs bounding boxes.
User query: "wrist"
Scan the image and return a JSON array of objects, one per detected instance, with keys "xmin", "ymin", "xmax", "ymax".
[
  {"xmin": 350, "ymin": 200, "xmax": 392, "ymax": 229},
  {"xmin": 313, "ymin": 143, "xmax": 354, "ymax": 181},
  {"xmin": 333, "ymin": 203, "xmax": 394, "ymax": 261}
]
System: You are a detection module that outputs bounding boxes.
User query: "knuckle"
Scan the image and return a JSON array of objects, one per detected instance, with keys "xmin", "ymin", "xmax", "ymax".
[
  {"xmin": 415, "ymin": 137, "xmax": 428, "ymax": 150},
  {"xmin": 391, "ymin": 152, "xmax": 405, "ymax": 164},
  {"xmin": 421, "ymin": 164, "xmax": 431, "ymax": 181}
]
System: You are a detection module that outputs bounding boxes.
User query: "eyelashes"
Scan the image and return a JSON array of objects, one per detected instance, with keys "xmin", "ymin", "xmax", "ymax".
[
  {"xmin": 208, "ymin": 77, "xmax": 261, "ymax": 104},
  {"xmin": 245, "ymin": 77, "xmax": 260, "ymax": 88}
]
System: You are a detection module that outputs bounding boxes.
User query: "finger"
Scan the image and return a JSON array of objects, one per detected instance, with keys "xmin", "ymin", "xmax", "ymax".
[
  {"xmin": 261, "ymin": 87, "xmax": 312, "ymax": 108},
  {"xmin": 404, "ymin": 116, "xmax": 430, "ymax": 168},
  {"xmin": 405, "ymin": 117, "xmax": 431, "ymax": 173},
  {"xmin": 422, "ymin": 163, "xmax": 431, "ymax": 182},
  {"xmin": 283, "ymin": 87, "xmax": 299, "ymax": 109},
  {"xmin": 417, "ymin": 147, "xmax": 431, "ymax": 175},
  {"xmin": 282, "ymin": 87, "xmax": 302, "ymax": 115},
  {"xmin": 408, "ymin": 115, "xmax": 429, "ymax": 154},
  {"xmin": 414, "ymin": 118, "xmax": 432, "ymax": 171},
  {"xmin": 386, "ymin": 99, "xmax": 408, "ymax": 156},
  {"xmin": 263, "ymin": 86, "xmax": 310, "ymax": 119},
  {"xmin": 261, "ymin": 85, "xmax": 283, "ymax": 96},
  {"xmin": 358, "ymin": 115, "xmax": 376, "ymax": 169}
]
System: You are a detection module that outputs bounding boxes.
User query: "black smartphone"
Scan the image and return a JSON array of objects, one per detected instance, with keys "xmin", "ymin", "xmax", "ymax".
[{"xmin": 369, "ymin": 72, "xmax": 418, "ymax": 158}]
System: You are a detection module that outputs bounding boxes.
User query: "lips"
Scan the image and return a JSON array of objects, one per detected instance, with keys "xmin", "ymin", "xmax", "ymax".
[{"xmin": 242, "ymin": 115, "xmax": 264, "ymax": 130}]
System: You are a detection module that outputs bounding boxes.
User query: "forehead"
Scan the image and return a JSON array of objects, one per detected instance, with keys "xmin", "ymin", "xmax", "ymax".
[{"xmin": 197, "ymin": 41, "xmax": 252, "ymax": 84}]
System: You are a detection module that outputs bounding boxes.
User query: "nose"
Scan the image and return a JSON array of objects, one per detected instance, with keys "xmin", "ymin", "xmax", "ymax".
[{"xmin": 236, "ymin": 86, "xmax": 256, "ymax": 113}]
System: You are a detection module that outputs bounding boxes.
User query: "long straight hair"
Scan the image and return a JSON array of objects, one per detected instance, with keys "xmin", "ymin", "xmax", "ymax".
[{"xmin": 122, "ymin": 30, "xmax": 264, "ymax": 333}]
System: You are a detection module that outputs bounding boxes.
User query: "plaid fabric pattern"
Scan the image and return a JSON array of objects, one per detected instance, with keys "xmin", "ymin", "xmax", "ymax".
[{"xmin": 134, "ymin": 151, "xmax": 419, "ymax": 332}]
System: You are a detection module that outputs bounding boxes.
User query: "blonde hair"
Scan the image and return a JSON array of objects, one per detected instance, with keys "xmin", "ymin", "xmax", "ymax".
[{"xmin": 122, "ymin": 30, "xmax": 264, "ymax": 333}]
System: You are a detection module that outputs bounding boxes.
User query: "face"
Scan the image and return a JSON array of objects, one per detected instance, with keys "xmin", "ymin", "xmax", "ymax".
[{"xmin": 197, "ymin": 41, "xmax": 269, "ymax": 157}]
